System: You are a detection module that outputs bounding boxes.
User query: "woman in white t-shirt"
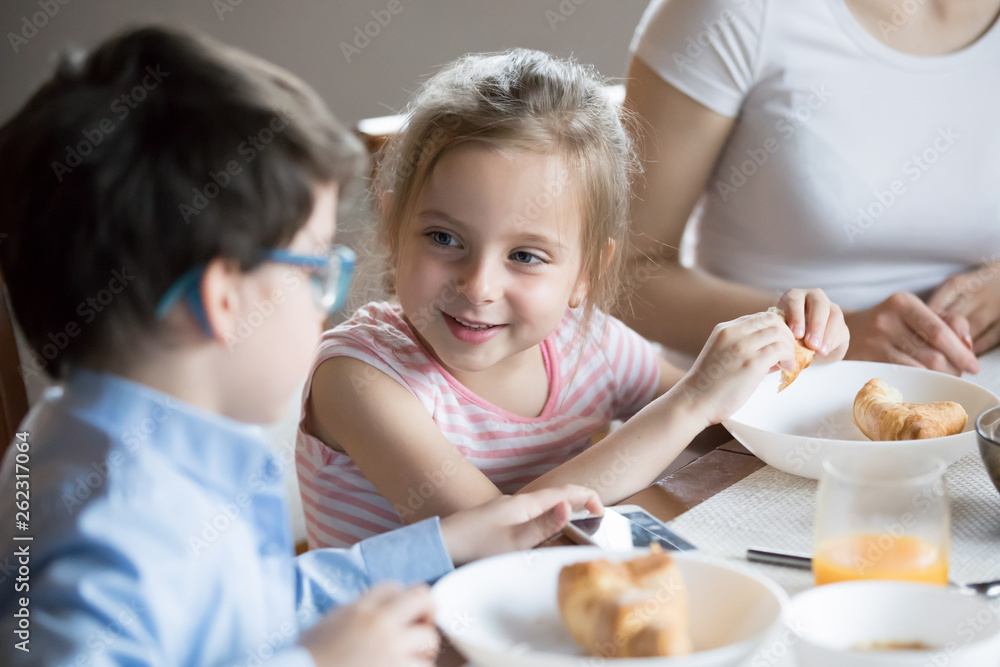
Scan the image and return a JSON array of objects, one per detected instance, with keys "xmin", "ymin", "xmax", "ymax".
[{"xmin": 621, "ymin": 0, "xmax": 1000, "ymax": 374}]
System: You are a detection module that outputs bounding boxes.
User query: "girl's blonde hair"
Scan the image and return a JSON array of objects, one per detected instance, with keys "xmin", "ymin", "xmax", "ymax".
[{"xmin": 372, "ymin": 48, "xmax": 638, "ymax": 324}]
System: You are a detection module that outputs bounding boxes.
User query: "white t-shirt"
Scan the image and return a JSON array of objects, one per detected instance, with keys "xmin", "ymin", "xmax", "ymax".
[{"xmin": 631, "ymin": 0, "xmax": 1000, "ymax": 310}]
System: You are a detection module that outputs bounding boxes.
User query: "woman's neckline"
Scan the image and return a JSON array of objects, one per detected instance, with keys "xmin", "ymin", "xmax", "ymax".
[{"xmin": 825, "ymin": 0, "xmax": 1000, "ymax": 70}]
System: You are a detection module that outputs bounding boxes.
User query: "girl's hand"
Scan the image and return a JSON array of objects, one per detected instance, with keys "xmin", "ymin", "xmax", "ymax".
[
  {"xmin": 775, "ymin": 288, "xmax": 849, "ymax": 362},
  {"xmin": 927, "ymin": 262, "xmax": 1000, "ymax": 356},
  {"xmin": 844, "ymin": 291, "xmax": 979, "ymax": 375},
  {"xmin": 677, "ymin": 311, "xmax": 796, "ymax": 426},
  {"xmin": 301, "ymin": 583, "xmax": 439, "ymax": 667},
  {"xmin": 440, "ymin": 485, "xmax": 603, "ymax": 565}
]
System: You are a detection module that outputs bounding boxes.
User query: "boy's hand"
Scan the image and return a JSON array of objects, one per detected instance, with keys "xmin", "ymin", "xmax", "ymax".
[
  {"xmin": 440, "ymin": 485, "xmax": 603, "ymax": 565},
  {"xmin": 677, "ymin": 311, "xmax": 796, "ymax": 426},
  {"xmin": 775, "ymin": 288, "xmax": 849, "ymax": 361},
  {"xmin": 300, "ymin": 583, "xmax": 439, "ymax": 667}
]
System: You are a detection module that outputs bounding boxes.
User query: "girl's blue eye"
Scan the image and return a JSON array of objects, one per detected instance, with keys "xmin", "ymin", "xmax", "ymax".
[
  {"xmin": 511, "ymin": 250, "xmax": 542, "ymax": 265},
  {"xmin": 428, "ymin": 231, "xmax": 458, "ymax": 247}
]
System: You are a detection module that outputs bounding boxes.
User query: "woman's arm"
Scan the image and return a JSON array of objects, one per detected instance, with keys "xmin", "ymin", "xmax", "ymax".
[
  {"xmin": 622, "ymin": 58, "xmax": 973, "ymax": 373},
  {"xmin": 619, "ymin": 57, "xmax": 782, "ymax": 356}
]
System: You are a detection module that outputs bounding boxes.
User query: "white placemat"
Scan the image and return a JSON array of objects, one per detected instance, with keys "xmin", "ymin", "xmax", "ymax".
[
  {"xmin": 966, "ymin": 346, "xmax": 1000, "ymax": 397},
  {"xmin": 666, "ymin": 452, "xmax": 1000, "ymax": 597}
]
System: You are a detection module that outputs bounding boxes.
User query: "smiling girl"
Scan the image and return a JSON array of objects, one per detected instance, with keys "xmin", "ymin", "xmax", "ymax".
[{"xmin": 296, "ymin": 50, "xmax": 849, "ymax": 547}]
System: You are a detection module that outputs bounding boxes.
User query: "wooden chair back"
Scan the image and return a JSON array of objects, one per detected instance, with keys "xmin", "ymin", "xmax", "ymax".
[{"xmin": 0, "ymin": 283, "xmax": 29, "ymax": 459}]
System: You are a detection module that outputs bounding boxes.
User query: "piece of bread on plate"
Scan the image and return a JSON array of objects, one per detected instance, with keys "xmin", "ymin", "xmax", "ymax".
[{"xmin": 557, "ymin": 545, "xmax": 692, "ymax": 658}]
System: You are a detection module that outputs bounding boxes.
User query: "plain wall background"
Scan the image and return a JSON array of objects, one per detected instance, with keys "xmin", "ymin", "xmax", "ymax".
[{"xmin": 0, "ymin": 0, "xmax": 649, "ymax": 126}]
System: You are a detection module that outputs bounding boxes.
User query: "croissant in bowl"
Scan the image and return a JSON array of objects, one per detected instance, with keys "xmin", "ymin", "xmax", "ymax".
[
  {"xmin": 557, "ymin": 545, "xmax": 692, "ymax": 658},
  {"xmin": 853, "ymin": 378, "xmax": 967, "ymax": 441}
]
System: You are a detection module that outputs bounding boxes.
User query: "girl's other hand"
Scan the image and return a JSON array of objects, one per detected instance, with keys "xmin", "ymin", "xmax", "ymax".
[
  {"xmin": 301, "ymin": 583, "xmax": 439, "ymax": 667},
  {"xmin": 677, "ymin": 311, "xmax": 796, "ymax": 426},
  {"xmin": 440, "ymin": 485, "xmax": 603, "ymax": 565},
  {"xmin": 776, "ymin": 288, "xmax": 849, "ymax": 362}
]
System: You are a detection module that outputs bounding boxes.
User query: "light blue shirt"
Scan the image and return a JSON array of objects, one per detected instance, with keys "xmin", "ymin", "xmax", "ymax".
[{"xmin": 0, "ymin": 368, "xmax": 454, "ymax": 666}]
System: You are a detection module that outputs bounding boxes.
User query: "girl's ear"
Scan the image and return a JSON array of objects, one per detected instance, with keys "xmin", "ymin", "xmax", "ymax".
[{"xmin": 201, "ymin": 257, "xmax": 244, "ymax": 343}]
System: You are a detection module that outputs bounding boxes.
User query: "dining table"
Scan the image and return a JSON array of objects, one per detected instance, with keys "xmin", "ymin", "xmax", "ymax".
[{"xmin": 434, "ymin": 347, "xmax": 1000, "ymax": 667}]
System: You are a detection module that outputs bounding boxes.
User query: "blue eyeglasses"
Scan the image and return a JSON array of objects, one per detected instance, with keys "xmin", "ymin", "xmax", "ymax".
[{"xmin": 155, "ymin": 246, "xmax": 355, "ymax": 335}]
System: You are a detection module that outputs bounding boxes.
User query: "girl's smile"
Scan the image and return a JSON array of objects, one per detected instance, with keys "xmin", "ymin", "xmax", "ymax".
[{"xmin": 443, "ymin": 312, "xmax": 507, "ymax": 344}]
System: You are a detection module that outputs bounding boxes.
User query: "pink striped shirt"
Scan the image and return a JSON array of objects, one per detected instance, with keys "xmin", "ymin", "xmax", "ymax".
[{"xmin": 296, "ymin": 302, "xmax": 660, "ymax": 548}]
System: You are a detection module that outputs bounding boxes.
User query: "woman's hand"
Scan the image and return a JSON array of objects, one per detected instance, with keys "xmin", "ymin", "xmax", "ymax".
[
  {"xmin": 677, "ymin": 311, "xmax": 796, "ymax": 426},
  {"xmin": 775, "ymin": 288, "xmax": 850, "ymax": 361},
  {"xmin": 301, "ymin": 583, "xmax": 439, "ymax": 667},
  {"xmin": 844, "ymin": 291, "xmax": 979, "ymax": 375},
  {"xmin": 440, "ymin": 485, "xmax": 603, "ymax": 565},
  {"xmin": 927, "ymin": 262, "xmax": 1000, "ymax": 355}
]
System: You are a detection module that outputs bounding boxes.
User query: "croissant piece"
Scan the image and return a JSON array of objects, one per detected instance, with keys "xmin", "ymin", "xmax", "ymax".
[
  {"xmin": 768, "ymin": 307, "xmax": 815, "ymax": 391},
  {"xmin": 853, "ymin": 378, "xmax": 967, "ymax": 441},
  {"xmin": 557, "ymin": 545, "xmax": 692, "ymax": 658},
  {"xmin": 779, "ymin": 339, "xmax": 815, "ymax": 392}
]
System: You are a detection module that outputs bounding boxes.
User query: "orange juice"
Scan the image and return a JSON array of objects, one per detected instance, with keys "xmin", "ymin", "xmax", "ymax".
[{"xmin": 814, "ymin": 534, "xmax": 948, "ymax": 585}]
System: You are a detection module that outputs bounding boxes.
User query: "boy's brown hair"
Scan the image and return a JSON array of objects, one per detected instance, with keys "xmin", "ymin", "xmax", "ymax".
[{"xmin": 0, "ymin": 26, "xmax": 365, "ymax": 378}]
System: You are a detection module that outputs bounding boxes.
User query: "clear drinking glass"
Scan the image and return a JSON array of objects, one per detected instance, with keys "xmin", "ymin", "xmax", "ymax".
[{"xmin": 813, "ymin": 454, "xmax": 949, "ymax": 586}]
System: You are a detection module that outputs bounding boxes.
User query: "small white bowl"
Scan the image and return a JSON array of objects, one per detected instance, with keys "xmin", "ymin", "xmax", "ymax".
[
  {"xmin": 433, "ymin": 546, "xmax": 787, "ymax": 667},
  {"xmin": 723, "ymin": 360, "xmax": 1000, "ymax": 479},
  {"xmin": 787, "ymin": 581, "xmax": 1000, "ymax": 667}
]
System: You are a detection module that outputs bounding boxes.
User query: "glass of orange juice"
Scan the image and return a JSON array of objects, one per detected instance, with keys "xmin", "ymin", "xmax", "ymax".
[{"xmin": 813, "ymin": 453, "xmax": 949, "ymax": 586}]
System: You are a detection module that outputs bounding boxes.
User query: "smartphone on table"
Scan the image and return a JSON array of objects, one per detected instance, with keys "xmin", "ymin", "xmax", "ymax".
[{"xmin": 564, "ymin": 504, "xmax": 696, "ymax": 551}]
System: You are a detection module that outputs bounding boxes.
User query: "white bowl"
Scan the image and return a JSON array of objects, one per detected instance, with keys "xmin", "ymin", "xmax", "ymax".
[
  {"xmin": 432, "ymin": 546, "xmax": 787, "ymax": 667},
  {"xmin": 787, "ymin": 580, "xmax": 1000, "ymax": 666},
  {"xmin": 723, "ymin": 360, "xmax": 1000, "ymax": 479}
]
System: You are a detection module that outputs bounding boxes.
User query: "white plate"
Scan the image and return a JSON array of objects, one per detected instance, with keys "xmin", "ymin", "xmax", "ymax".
[
  {"xmin": 433, "ymin": 547, "xmax": 787, "ymax": 667},
  {"xmin": 723, "ymin": 361, "xmax": 1000, "ymax": 479},
  {"xmin": 787, "ymin": 580, "xmax": 1000, "ymax": 666}
]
